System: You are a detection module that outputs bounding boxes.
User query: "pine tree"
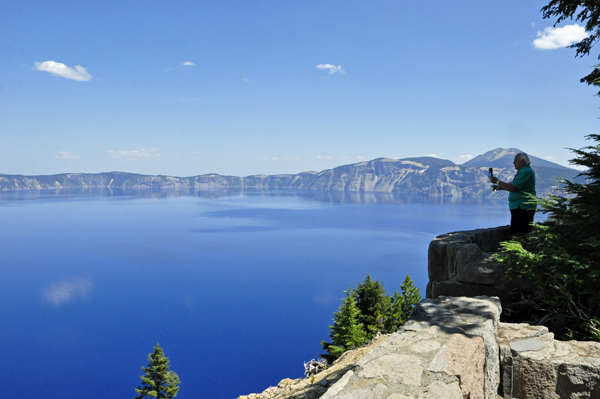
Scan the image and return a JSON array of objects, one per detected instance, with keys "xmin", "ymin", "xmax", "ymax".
[
  {"xmin": 387, "ymin": 275, "xmax": 421, "ymax": 332},
  {"xmin": 354, "ymin": 274, "xmax": 391, "ymax": 339},
  {"xmin": 321, "ymin": 287, "xmax": 367, "ymax": 363},
  {"xmin": 495, "ymin": 135, "xmax": 600, "ymax": 340},
  {"xmin": 134, "ymin": 343, "xmax": 181, "ymax": 399}
]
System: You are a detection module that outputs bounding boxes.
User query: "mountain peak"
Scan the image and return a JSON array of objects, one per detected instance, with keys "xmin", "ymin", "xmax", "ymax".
[{"xmin": 462, "ymin": 148, "xmax": 572, "ymax": 170}]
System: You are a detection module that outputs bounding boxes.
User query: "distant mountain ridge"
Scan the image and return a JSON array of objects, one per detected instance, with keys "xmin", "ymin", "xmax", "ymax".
[
  {"xmin": 0, "ymin": 149, "xmax": 584, "ymax": 198},
  {"xmin": 463, "ymin": 148, "xmax": 573, "ymax": 170}
]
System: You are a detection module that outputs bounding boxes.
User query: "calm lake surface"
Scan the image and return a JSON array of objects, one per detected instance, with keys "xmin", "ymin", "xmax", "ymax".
[{"xmin": 0, "ymin": 189, "xmax": 517, "ymax": 399}]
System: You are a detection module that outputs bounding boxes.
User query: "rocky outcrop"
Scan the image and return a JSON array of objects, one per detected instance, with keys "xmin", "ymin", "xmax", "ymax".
[
  {"xmin": 427, "ymin": 226, "xmax": 520, "ymax": 305},
  {"xmin": 319, "ymin": 296, "xmax": 502, "ymax": 399},
  {"xmin": 242, "ymin": 297, "xmax": 600, "ymax": 399}
]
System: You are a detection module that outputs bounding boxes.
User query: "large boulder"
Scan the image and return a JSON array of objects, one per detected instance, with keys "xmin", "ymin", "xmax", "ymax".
[
  {"xmin": 427, "ymin": 226, "xmax": 521, "ymax": 306},
  {"xmin": 320, "ymin": 296, "xmax": 502, "ymax": 399}
]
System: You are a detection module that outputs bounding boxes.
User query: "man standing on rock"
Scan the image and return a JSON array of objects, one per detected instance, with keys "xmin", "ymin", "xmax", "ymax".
[{"xmin": 490, "ymin": 152, "xmax": 537, "ymax": 234}]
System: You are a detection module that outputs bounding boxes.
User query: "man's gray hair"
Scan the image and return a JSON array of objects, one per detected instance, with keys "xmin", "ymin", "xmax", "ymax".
[{"xmin": 516, "ymin": 152, "xmax": 531, "ymax": 165}]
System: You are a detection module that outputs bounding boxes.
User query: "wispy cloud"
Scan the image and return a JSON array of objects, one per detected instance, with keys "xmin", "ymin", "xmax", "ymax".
[
  {"xmin": 242, "ymin": 78, "xmax": 254, "ymax": 83},
  {"xmin": 316, "ymin": 64, "xmax": 345, "ymax": 74},
  {"xmin": 357, "ymin": 156, "xmax": 364, "ymax": 159},
  {"xmin": 43, "ymin": 277, "xmax": 93, "ymax": 306},
  {"xmin": 317, "ymin": 155, "xmax": 333, "ymax": 159},
  {"xmin": 533, "ymin": 24, "xmax": 589, "ymax": 50},
  {"xmin": 34, "ymin": 60, "xmax": 92, "ymax": 81},
  {"xmin": 183, "ymin": 61, "xmax": 195, "ymax": 66},
  {"xmin": 108, "ymin": 148, "xmax": 160, "ymax": 160},
  {"xmin": 55, "ymin": 151, "xmax": 80, "ymax": 160},
  {"xmin": 458, "ymin": 154, "xmax": 473, "ymax": 160},
  {"xmin": 426, "ymin": 153, "xmax": 438, "ymax": 158},
  {"xmin": 190, "ymin": 152, "xmax": 203, "ymax": 161}
]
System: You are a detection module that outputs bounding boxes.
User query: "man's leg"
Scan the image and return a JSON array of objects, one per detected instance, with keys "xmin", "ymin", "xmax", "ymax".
[
  {"xmin": 524, "ymin": 209, "xmax": 535, "ymax": 233},
  {"xmin": 510, "ymin": 207, "xmax": 535, "ymax": 234}
]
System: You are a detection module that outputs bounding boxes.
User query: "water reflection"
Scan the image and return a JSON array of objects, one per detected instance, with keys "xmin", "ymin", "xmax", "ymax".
[{"xmin": 0, "ymin": 187, "xmax": 504, "ymax": 206}]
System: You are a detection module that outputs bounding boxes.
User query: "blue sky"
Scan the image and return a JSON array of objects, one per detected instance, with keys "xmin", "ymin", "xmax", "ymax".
[{"xmin": 1, "ymin": 0, "xmax": 597, "ymax": 177}]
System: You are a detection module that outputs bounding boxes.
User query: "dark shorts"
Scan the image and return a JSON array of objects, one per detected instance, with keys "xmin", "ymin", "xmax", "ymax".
[{"xmin": 510, "ymin": 207, "xmax": 535, "ymax": 234}]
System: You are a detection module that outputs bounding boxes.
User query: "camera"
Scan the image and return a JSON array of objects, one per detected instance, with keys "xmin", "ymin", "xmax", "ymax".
[{"xmin": 489, "ymin": 168, "xmax": 497, "ymax": 191}]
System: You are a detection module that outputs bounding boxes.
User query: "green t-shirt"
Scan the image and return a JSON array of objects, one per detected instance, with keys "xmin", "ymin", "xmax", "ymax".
[{"xmin": 508, "ymin": 165, "xmax": 537, "ymax": 210}]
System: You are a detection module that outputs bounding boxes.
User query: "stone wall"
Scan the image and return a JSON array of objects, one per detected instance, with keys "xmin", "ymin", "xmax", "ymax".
[
  {"xmin": 497, "ymin": 323, "xmax": 600, "ymax": 398},
  {"xmin": 427, "ymin": 226, "xmax": 521, "ymax": 305},
  {"xmin": 320, "ymin": 296, "xmax": 502, "ymax": 399},
  {"xmin": 313, "ymin": 296, "xmax": 600, "ymax": 399}
]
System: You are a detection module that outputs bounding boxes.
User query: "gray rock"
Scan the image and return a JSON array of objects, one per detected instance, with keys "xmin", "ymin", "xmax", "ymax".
[
  {"xmin": 430, "ymin": 281, "xmax": 510, "ymax": 305},
  {"xmin": 497, "ymin": 323, "xmax": 600, "ymax": 398},
  {"xmin": 418, "ymin": 380, "xmax": 463, "ymax": 399},
  {"xmin": 496, "ymin": 322, "xmax": 549, "ymax": 340},
  {"xmin": 320, "ymin": 370, "xmax": 354, "ymax": 399},
  {"xmin": 322, "ymin": 296, "xmax": 501, "ymax": 399},
  {"xmin": 427, "ymin": 226, "xmax": 520, "ymax": 307},
  {"xmin": 455, "ymin": 246, "xmax": 504, "ymax": 286},
  {"xmin": 428, "ymin": 234, "xmax": 470, "ymax": 281},
  {"xmin": 509, "ymin": 338, "xmax": 548, "ymax": 353}
]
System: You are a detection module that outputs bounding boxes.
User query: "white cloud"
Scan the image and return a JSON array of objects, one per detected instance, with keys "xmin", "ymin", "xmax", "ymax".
[
  {"xmin": 544, "ymin": 155, "xmax": 557, "ymax": 160},
  {"xmin": 108, "ymin": 148, "xmax": 160, "ymax": 160},
  {"xmin": 426, "ymin": 153, "xmax": 438, "ymax": 158},
  {"xmin": 317, "ymin": 155, "xmax": 333, "ymax": 159},
  {"xmin": 316, "ymin": 64, "xmax": 345, "ymax": 74},
  {"xmin": 458, "ymin": 154, "xmax": 473, "ymax": 160},
  {"xmin": 357, "ymin": 156, "xmax": 364, "ymax": 159},
  {"xmin": 43, "ymin": 277, "xmax": 92, "ymax": 306},
  {"xmin": 183, "ymin": 61, "xmax": 195, "ymax": 66},
  {"xmin": 55, "ymin": 151, "xmax": 80, "ymax": 160},
  {"xmin": 533, "ymin": 24, "xmax": 589, "ymax": 50},
  {"xmin": 242, "ymin": 78, "xmax": 254, "ymax": 83},
  {"xmin": 34, "ymin": 60, "xmax": 92, "ymax": 81}
]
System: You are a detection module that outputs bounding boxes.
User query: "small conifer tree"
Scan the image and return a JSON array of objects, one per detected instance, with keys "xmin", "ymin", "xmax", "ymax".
[
  {"xmin": 320, "ymin": 274, "xmax": 421, "ymax": 363},
  {"xmin": 321, "ymin": 287, "xmax": 367, "ymax": 363},
  {"xmin": 354, "ymin": 274, "xmax": 392, "ymax": 339},
  {"xmin": 387, "ymin": 275, "xmax": 421, "ymax": 332},
  {"xmin": 134, "ymin": 343, "xmax": 181, "ymax": 399}
]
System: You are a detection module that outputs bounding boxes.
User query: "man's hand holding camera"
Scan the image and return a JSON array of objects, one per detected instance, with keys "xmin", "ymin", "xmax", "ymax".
[
  {"xmin": 488, "ymin": 167, "xmax": 501, "ymax": 191},
  {"xmin": 490, "ymin": 175, "xmax": 501, "ymax": 191}
]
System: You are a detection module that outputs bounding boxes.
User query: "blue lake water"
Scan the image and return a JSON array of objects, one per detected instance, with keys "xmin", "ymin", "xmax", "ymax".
[{"xmin": 0, "ymin": 189, "xmax": 517, "ymax": 398}]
